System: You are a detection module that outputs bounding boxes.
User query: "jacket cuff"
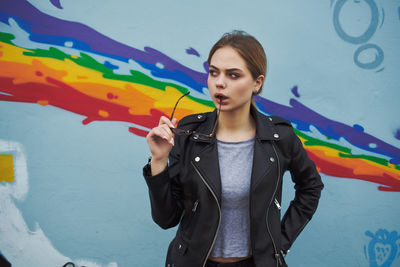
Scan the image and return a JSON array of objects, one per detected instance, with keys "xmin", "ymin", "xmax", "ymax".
[
  {"xmin": 281, "ymin": 231, "xmax": 291, "ymax": 252},
  {"xmin": 143, "ymin": 162, "xmax": 170, "ymax": 187}
]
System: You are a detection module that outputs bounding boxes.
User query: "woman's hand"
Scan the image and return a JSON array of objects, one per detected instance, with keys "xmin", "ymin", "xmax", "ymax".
[{"xmin": 146, "ymin": 116, "xmax": 177, "ymax": 175}]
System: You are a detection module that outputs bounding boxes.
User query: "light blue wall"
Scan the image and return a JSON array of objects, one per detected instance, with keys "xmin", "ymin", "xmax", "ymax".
[{"xmin": 0, "ymin": 0, "xmax": 399, "ymax": 266}]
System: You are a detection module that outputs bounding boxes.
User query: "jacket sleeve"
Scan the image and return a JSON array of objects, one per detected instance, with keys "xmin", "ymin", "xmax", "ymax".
[
  {"xmin": 142, "ymin": 138, "xmax": 184, "ymax": 230},
  {"xmin": 280, "ymin": 128, "xmax": 324, "ymax": 252}
]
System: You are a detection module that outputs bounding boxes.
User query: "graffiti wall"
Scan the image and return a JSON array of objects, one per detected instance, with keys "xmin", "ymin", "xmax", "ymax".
[{"xmin": 0, "ymin": 0, "xmax": 399, "ymax": 266}]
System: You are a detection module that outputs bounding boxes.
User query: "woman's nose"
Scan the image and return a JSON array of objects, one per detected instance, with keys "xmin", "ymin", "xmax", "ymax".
[{"xmin": 216, "ymin": 75, "xmax": 226, "ymax": 89}]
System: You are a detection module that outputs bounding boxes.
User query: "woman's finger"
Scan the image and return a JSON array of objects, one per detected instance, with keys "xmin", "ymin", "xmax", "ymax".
[
  {"xmin": 159, "ymin": 123, "xmax": 174, "ymax": 135},
  {"xmin": 171, "ymin": 118, "xmax": 178, "ymax": 127},
  {"xmin": 159, "ymin": 116, "xmax": 175, "ymax": 128},
  {"xmin": 158, "ymin": 125, "xmax": 173, "ymax": 140},
  {"xmin": 152, "ymin": 127, "xmax": 169, "ymax": 142},
  {"xmin": 150, "ymin": 125, "xmax": 174, "ymax": 145},
  {"xmin": 158, "ymin": 124, "xmax": 174, "ymax": 145}
]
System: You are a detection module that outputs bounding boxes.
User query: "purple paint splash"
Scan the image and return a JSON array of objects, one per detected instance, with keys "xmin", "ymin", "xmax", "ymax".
[
  {"xmin": 1, "ymin": 0, "xmax": 399, "ymax": 165},
  {"xmin": 395, "ymin": 129, "xmax": 400, "ymax": 140},
  {"xmin": 254, "ymin": 95, "xmax": 400, "ymax": 164},
  {"xmin": 291, "ymin": 85, "xmax": 300, "ymax": 98},
  {"xmin": 50, "ymin": 0, "xmax": 63, "ymax": 9},
  {"xmin": 1, "ymin": 0, "xmax": 208, "ymax": 92},
  {"xmin": 186, "ymin": 47, "xmax": 200, "ymax": 57}
]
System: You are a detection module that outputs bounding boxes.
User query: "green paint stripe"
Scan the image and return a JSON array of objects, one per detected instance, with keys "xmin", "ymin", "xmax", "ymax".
[
  {"xmin": 294, "ymin": 128, "xmax": 399, "ymax": 170},
  {"xmin": 15, "ymin": 41, "xmax": 214, "ymax": 107},
  {"xmin": 4, "ymin": 32, "xmax": 396, "ymax": 170},
  {"xmin": 0, "ymin": 32, "xmax": 15, "ymax": 44},
  {"xmin": 2, "ymin": 32, "xmax": 213, "ymax": 107},
  {"xmin": 294, "ymin": 128, "xmax": 351, "ymax": 153},
  {"xmin": 338, "ymin": 152, "xmax": 389, "ymax": 166}
]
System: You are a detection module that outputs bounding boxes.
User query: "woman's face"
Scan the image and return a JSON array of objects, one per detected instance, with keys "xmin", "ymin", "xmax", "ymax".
[{"xmin": 207, "ymin": 46, "xmax": 262, "ymax": 113}]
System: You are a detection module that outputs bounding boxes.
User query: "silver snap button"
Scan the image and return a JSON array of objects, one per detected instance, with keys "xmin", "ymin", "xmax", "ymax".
[
  {"xmin": 270, "ymin": 157, "xmax": 275, "ymax": 162},
  {"xmin": 178, "ymin": 244, "xmax": 182, "ymax": 249},
  {"xmin": 273, "ymin": 133, "xmax": 279, "ymax": 138},
  {"xmin": 195, "ymin": 156, "xmax": 200, "ymax": 162},
  {"xmin": 269, "ymin": 117, "xmax": 273, "ymax": 121},
  {"xmin": 197, "ymin": 114, "xmax": 203, "ymax": 119},
  {"xmin": 193, "ymin": 134, "xmax": 199, "ymax": 140}
]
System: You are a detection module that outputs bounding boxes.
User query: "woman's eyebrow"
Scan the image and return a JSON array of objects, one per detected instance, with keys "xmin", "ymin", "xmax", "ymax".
[
  {"xmin": 209, "ymin": 65, "xmax": 243, "ymax": 72},
  {"xmin": 226, "ymin": 68, "xmax": 243, "ymax": 72}
]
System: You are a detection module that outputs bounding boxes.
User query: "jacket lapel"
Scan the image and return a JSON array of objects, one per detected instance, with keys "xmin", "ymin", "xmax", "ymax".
[
  {"xmin": 191, "ymin": 141, "xmax": 222, "ymax": 204},
  {"xmin": 189, "ymin": 106, "xmax": 283, "ymax": 202},
  {"xmin": 250, "ymin": 106, "xmax": 283, "ymax": 191},
  {"xmin": 250, "ymin": 138, "xmax": 276, "ymax": 190},
  {"xmin": 189, "ymin": 109, "xmax": 222, "ymax": 203}
]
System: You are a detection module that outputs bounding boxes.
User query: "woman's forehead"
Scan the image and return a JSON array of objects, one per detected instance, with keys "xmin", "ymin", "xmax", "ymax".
[{"xmin": 209, "ymin": 46, "xmax": 248, "ymax": 71}]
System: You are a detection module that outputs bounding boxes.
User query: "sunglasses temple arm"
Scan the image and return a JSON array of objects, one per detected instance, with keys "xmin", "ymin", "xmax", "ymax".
[
  {"xmin": 210, "ymin": 98, "xmax": 221, "ymax": 137},
  {"xmin": 169, "ymin": 92, "xmax": 190, "ymax": 121}
]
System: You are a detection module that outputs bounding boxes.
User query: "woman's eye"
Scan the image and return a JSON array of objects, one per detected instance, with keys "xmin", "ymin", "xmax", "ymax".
[
  {"xmin": 229, "ymin": 73, "xmax": 240, "ymax": 78},
  {"xmin": 209, "ymin": 70, "xmax": 217, "ymax": 76}
]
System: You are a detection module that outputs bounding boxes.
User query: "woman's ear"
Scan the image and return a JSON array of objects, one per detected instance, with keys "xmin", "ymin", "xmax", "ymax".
[{"xmin": 254, "ymin": 75, "xmax": 265, "ymax": 92}]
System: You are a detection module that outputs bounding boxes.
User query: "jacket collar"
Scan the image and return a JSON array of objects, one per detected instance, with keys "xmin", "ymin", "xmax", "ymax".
[
  {"xmin": 191, "ymin": 104, "xmax": 279, "ymax": 204},
  {"xmin": 191, "ymin": 104, "xmax": 280, "ymax": 143}
]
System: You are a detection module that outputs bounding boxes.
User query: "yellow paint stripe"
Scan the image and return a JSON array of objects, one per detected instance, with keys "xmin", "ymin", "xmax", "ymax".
[
  {"xmin": 0, "ymin": 154, "xmax": 14, "ymax": 182},
  {"xmin": 0, "ymin": 42, "xmax": 212, "ymax": 115},
  {"xmin": 301, "ymin": 138, "xmax": 400, "ymax": 175}
]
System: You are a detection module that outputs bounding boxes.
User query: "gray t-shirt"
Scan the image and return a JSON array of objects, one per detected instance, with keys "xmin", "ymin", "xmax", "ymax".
[{"xmin": 210, "ymin": 138, "xmax": 255, "ymax": 258}]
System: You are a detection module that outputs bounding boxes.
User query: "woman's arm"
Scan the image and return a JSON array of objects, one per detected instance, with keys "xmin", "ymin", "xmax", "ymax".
[
  {"xmin": 142, "ymin": 116, "xmax": 184, "ymax": 229},
  {"xmin": 280, "ymin": 129, "xmax": 324, "ymax": 252}
]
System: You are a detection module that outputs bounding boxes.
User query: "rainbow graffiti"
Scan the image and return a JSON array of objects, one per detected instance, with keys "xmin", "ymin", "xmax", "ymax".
[{"xmin": 0, "ymin": 0, "xmax": 399, "ymax": 191}]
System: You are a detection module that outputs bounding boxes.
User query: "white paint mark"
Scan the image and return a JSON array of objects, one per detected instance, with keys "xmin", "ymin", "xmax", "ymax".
[
  {"xmin": 368, "ymin": 143, "xmax": 377, "ymax": 148},
  {"xmin": 65, "ymin": 41, "xmax": 74, "ymax": 47},
  {"xmin": 155, "ymin": 62, "xmax": 164, "ymax": 69},
  {"xmin": 0, "ymin": 139, "xmax": 118, "ymax": 267}
]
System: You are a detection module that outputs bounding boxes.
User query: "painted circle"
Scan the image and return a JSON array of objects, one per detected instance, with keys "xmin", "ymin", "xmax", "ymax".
[
  {"xmin": 353, "ymin": 43, "xmax": 384, "ymax": 69},
  {"xmin": 333, "ymin": 0, "xmax": 379, "ymax": 44}
]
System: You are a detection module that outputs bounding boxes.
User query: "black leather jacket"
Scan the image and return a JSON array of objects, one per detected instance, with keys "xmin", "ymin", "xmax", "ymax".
[{"xmin": 143, "ymin": 106, "xmax": 323, "ymax": 267}]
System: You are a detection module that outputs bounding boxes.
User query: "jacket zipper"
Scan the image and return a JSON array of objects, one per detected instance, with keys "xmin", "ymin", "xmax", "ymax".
[
  {"xmin": 274, "ymin": 198, "xmax": 281, "ymax": 210},
  {"xmin": 267, "ymin": 142, "xmax": 281, "ymax": 267},
  {"xmin": 185, "ymin": 200, "xmax": 200, "ymax": 238},
  {"xmin": 192, "ymin": 200, "xmax": 199, "ymax": 212},
  {"xmin": 191, "ymin": 161, "xmax": 222, "ymax": 267}
]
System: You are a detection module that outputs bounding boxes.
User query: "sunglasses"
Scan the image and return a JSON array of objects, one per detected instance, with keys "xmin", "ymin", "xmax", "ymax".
[{"xmin": 169, "ymin": 92, "xmax": 220, "ymax": 138}]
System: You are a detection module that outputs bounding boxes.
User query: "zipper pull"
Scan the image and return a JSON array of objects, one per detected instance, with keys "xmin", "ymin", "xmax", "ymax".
[
  {"xmin": 274, "ymin": 198, "xmax": 281, "ymax": 210},
  {"xmin": 275, "ymin": 253, "xmax": 282, "ymax": 265},
  {"xmin": 192, "ymin": 200, "xmax": 199, "ymax": 212}
]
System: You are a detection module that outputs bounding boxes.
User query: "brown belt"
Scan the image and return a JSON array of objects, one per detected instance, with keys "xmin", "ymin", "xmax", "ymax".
[{"xmin": 205, "ymin": 257, "xmax": 254, "ymax": 267}]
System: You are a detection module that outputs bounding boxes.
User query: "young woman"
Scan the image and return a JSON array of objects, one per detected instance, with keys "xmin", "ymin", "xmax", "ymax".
[{"xmin": 143, "ymin": 31, "xmax": 324, "ymax": 267}]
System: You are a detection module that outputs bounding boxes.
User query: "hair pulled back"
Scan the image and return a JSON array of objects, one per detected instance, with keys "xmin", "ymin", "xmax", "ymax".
[{"xmin": 207, "ymin": 30, "xmax": 267, "ymax": 95}]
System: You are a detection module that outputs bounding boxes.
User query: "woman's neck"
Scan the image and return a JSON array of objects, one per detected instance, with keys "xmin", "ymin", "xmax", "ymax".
[{"xmin": 216, "ymin": 104, "xmax": 256, "ymax": 142}]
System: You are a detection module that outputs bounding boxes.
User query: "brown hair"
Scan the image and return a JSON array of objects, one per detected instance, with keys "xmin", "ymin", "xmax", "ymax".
[{"xmin": 207, "ymin": 30, "xmax": 267, "ymax": 95}]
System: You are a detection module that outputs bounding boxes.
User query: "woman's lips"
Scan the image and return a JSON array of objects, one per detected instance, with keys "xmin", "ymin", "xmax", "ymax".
[{"xmin": 215, "ymin": 93, "xmax": 228, "ymax": 104}]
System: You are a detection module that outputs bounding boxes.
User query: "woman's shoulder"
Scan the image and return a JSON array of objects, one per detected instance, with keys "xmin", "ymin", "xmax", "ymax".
[
  {"xmin": 255, "ymin": 111, "xmax": 295, "ymax": 141},
  {"xmin": 177, "ymin": 111, "xmax": 213, "ymax": 127},
  {"xmin": 255, "ymin": 110, "xmax": 292, "ymax": 129},
  {"xmin": 268, "ymin": 115, "xmax": 292, "ymax": 127},
  {"xmin": 269, "ymin": 116, "xmax": 296, "ymax": 141}
]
